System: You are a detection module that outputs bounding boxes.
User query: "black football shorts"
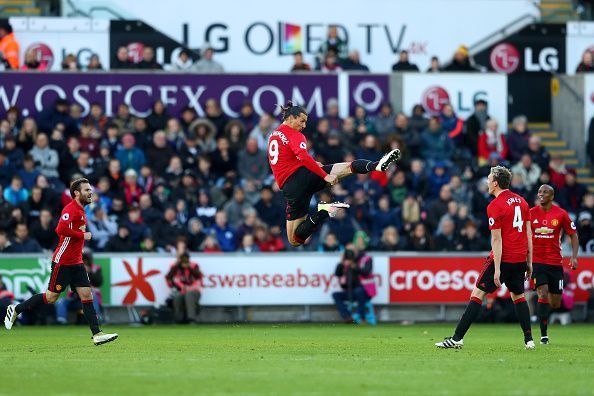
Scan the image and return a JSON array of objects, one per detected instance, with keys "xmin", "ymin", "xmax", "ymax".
[
  {"xmin": 476, "ymin": 257, "xmax": 527, "ymax": 295},
  {"xmin": 532, "ymin": 263, "xmax": 564, "ymax": 294},
  {"xmin": 48, "ymin": 262, "xmax": 90, "ymax": 293},
  {"xmin": 281, "ymin": 165, "xmax": 333, "ymax": 220}
]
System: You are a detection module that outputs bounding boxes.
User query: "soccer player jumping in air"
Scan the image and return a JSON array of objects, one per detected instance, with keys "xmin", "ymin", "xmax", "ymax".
[
  {"xmin": 5, "ymin": 178, "xmax": 118, "ymax": 346},
  {"xmin": 436, "ymin": 166, "xmax": 535, "ymax": 349},
  {"xmin": 530, "ymin": 184, "xmax": 579, "ymax": 345},
  {"xmin": 268, "ymin": 101, "xmax": 400, "ymax": 246}
]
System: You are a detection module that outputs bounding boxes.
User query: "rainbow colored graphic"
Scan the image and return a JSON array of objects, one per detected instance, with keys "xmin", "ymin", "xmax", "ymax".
[{"xmin": 279, "ymin": 22, "xmax": 302, "ymax": 54}]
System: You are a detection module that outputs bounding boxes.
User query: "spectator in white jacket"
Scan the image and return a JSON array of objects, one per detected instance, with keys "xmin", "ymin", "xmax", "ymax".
[{"xmin": 511, "ymin": 153, "xmax": 542, "ymax": 191}]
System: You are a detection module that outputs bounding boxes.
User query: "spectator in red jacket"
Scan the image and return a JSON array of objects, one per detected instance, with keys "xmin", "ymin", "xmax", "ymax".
[
  {"xmin": 254, "ymin": 224, "xmax": 285, "ymax": 252},
  {"xmin": 478, "ymin": 119, "xmax": 508, "ymax": 166},
  {"xmin": 166, "ymin": 253, "xmax": 203, "ymax": 324}
]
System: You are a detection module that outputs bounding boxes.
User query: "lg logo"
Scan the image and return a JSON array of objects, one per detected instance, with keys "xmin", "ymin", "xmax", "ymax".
[
  {"xmin": 490, "ymin": 43, "xmax": 520, "ymax": 73},
  {"xmin": 420, "ymin": 85, "xmax": 488, "ymax": 115},
  {"xmin": 421, "ymin": 86, "xmax": 450, "ymax": 115},
  {"xmin": 489, "ymin": 43, "xmax": 559, "ymax": 73}
]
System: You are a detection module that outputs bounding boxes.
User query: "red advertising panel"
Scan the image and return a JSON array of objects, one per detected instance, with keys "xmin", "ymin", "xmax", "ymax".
[{"xmin": 389, "ymin": 256, "xmax": 594, "ymax": 304}]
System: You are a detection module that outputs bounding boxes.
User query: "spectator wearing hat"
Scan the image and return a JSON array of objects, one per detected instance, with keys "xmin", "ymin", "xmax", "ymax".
[
  {"xmin": 122, "ymin": 169, "xmax": 144, "ymax": 206},
  {"xmin": 0, "ymin": 21, "xmax": 20, "ymax": 69},
  {"xmin": 464, "ymin": 99, "xmax": 490, "ymax": 156},
  {"xmin": 193, "ymin": 46, "xmax": 224, "ymax": 73},
  {"xmin": 290, "ymin": 51, "xmax": 311, "ymax": 71},
  {"xmin": 443, "ymin": 45, "xmax": 477, "ymax": 72},
  {"xmin": 391, "ymin": 50, "xmax": 419, "ymax": 72}
]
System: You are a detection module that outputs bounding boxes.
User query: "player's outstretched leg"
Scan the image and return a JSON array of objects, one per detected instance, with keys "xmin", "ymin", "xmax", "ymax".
[
  {"xmin": 5, "ymin": 292, "xmax": 50, "ymax": 330},
  {"xmin": 331, "ymin": 149, "xmax": 401, "ymax": 181},
  {"xmin": 436, "ymin": 288, "xmax": 486, "ymax": 349},
  {"xmin": 511, "ymin": 294, "xmax": 535, "ymax": 349}
]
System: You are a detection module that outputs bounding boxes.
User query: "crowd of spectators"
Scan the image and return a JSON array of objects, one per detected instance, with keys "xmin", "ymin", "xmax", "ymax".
[{"xmin": 1, "ymin": 89, "xmax": 592, "ymax": 254}]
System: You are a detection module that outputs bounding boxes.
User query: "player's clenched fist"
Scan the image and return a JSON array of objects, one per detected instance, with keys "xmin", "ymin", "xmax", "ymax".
[
  {"xmin": 324, "ymin": 174, "xmax": 338, "ymax": 185},
  {"xmin": 84, "ymin": 232, "xmax": 92, "ymax": 240}
]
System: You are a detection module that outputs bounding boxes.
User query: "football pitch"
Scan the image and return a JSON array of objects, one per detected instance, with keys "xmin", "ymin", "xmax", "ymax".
[{"xmin": 1, "ymin": 324, "xmax": 593, "ymax": 396}]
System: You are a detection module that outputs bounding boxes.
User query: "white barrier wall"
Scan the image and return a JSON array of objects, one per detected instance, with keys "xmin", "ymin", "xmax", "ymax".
[{"xmin": 2, "ymin": 254, "xmax": 593, "ymax": 307}]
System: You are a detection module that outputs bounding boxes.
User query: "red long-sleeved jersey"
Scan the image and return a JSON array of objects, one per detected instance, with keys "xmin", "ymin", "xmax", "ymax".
[
  {"xmin": 267, "ymin": 124, "xmax": 328, "ymax": 188},
  {"xmin": 52, "ymin": 200, "xmax": 87, "ymax": 265}
]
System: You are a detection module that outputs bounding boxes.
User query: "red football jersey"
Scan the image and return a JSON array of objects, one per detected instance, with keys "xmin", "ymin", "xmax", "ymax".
[
  {"xmin": 268, "ymin": 124, "xmax": 328, "ymax": 188},
  {"xmin": 530, "ymin": 204, "xmax": 577, "ymax": 265},
  {"xmin": 487, "ymin": 189, "xmax": 531, "ymax": 263},
  {"xmin": 52, "ymin": 200, "xmax": 87, "ymax": 265}
]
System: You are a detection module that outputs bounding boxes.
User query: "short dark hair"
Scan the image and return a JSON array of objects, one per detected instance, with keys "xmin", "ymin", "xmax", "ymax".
[
  {"xmin": 490, "ymin": 166, "xmax": 512, "ymax": 189},
  {"xmin": 70, "ymin": 178, "xmax": 90, "ymax": 199},
  {"xmin": 279, "ymin": 101, "xmax": 307, "ymax": 121}
]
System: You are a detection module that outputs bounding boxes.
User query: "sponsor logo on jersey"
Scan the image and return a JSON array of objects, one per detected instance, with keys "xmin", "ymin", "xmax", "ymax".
[{"xmin": 534, "ymin": 226, "xmax": 554, "ymax": 235}]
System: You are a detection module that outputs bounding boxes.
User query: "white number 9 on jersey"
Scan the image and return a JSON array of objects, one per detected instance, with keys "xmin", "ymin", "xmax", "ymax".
[
  {"xmin": 269, "ymin": 140, "xmax": 279, "ymax": 165},
  {"xmin": 513, "ymin": 205, "xmax": 523, "ymax": 232}
]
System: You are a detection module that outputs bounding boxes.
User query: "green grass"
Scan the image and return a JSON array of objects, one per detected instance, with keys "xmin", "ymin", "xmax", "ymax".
[{"xmin": 1, "ymin": 324, "xmax": 593, "ymax": 396}]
